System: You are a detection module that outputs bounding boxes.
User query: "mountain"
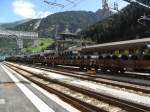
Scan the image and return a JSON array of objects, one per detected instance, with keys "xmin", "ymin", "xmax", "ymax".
[
  {"xmin": 2, "ymin": 10, "xmax": 112, "ymax": 38},
  {"xmin": 38, "ymin": 11, "xmax": 97, "ymax": 38},
  {"xmin": 0, "ymin": 19, "xmax": 32, "ymax": 29},
  {"xmin": 81, "ymin": 0, "xmax": 150, "ymax": 43},
  {"xmin": 11, "ymin": 19, "xmax": 41, "ymax": 31}
]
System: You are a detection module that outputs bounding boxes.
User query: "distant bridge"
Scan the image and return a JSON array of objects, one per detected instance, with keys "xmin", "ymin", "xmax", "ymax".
[{"xmin": 0, "ymin": 29, "xmax": 38, "ymax": 49}]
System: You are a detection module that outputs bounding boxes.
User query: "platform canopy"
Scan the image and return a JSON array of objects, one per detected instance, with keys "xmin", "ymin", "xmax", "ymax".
[{"xmin": 81, "ymin": 37, "xmax": 150, "ymax": 53}]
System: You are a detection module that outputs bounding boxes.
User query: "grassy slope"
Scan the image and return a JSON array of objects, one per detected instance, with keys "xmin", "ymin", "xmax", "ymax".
[{"xmin": 24, "ymin": 38, "xmax": 54, "ymax": 53}]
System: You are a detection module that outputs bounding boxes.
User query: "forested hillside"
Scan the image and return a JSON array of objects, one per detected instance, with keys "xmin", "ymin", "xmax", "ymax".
[
  {"xmin": 81, "ymin": 0, "xmax": 150, "ymax": 43},
  {"xmin": 38, "ymin": 11, "xmax": 97, "ymax": 38}
]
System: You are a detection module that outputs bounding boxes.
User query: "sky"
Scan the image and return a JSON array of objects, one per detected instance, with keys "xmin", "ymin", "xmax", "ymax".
[{"xmin": 0, "ymin": 0, "xmax": 129, "ymax": 23}]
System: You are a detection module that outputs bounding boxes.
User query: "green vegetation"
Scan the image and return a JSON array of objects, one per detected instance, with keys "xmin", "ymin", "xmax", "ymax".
[
  {"xmin": 0, "ymin": 38, "xmax": 17, "ymax": 49},
  {"xmin": 23, "ymin": 38, "xmax": 54, "ymax": 53},
  {"xmin": 0, "ymin": 38, "xmax": 54, "ymax": 55}
]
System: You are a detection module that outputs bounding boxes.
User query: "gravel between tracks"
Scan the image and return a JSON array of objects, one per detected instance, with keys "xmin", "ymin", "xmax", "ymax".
[
  {"xmin": 11, "ymin": 66, "xmax": 125, "ymax": 112},
  {"xmin": 7, "ymin": 62, "xmax": 150, "ymax": 108}
]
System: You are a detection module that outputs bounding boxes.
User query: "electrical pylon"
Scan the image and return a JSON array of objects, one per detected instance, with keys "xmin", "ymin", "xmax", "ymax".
[{"xmin": 102, "ymin": 0, "xmax": 109, "ymax": 10}]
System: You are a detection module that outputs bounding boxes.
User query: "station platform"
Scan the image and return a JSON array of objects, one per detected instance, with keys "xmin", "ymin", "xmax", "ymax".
[{"xmin": 0, "ymin": 63, "xmax": 79, "ymax": 112}]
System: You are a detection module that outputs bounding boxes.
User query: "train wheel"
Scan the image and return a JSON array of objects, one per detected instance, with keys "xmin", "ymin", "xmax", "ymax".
[
  {"xmin": 112, "ymin": 70, "xmax": 118, "ymax": 73},
  {"xmin": 101, "ymin": 68, "xmax": 107, "ymax": 72},
  {"xmin": 79, "ymin": 66, "xmax": 84, "ymax": 71},
  {"xmin": 120, "ymin": 69, "xmax": 125, "ymax": 74}
]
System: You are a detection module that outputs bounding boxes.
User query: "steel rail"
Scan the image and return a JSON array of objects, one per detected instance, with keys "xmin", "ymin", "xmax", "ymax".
[
  {"xmin": 5, "ymin": 64, "xmax": 106, "ymax": 112},
  {"xmin": 5, "ymin": 63, "xmax": 150, "ymax": 112},
  {"xmin": 15, "ymin": 63, "xmax": 150, "ymax": 94}
]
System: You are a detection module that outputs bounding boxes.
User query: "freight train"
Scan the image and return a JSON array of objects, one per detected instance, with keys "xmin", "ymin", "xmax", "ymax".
[{"xmin": 6, "ymin": 37, "xmax": 150, "ymax": 73}]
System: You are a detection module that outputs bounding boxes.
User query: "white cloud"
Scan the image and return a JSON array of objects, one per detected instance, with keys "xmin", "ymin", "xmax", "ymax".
[
  {"xmin": 13, "ymin": 0, "xmax": 35, "ymax": 18},
  {"xmin": 12, "ymin": 0, "xmax": 52, "ymax": 19}
]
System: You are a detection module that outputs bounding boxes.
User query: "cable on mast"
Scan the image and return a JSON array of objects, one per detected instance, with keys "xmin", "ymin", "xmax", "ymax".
[{"xmin": 138, "ymin": 14, "xmax": 150, "ymax": 26}]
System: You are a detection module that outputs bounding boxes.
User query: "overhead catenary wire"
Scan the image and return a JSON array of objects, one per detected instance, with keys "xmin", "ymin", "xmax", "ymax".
[
  {"xmin": 44, "ymin": 0, "xmax": 65, "ymax": 8},
  {"xmin": 43, "ymin": 0, "xmax": 128, "ymax": 14},
  {"xmin": 63, "ymin": 0, "xmax": 86, "ymax": 11},
  {"xmin": 63, "ymin": 0, "xmax": 78, "ymax": 10},
  {"xmin": 124, "ymin": 0, "xmax": 150, "ymax": 9},
  {"xmin": 65, "ymin": 0, "xmax": 75, "ymax": 4},
  {"xmin": 131, "ymin": 0, "xmax": 150, "ymax": 9},
  {"xmin": 43, "ymin": 0, "xmax": 78, "ymax": 12}
]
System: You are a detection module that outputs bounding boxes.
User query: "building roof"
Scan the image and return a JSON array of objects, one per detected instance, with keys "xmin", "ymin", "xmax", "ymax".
[
  {"xmin": 59, "ymin": 28, "xmax": 79, "ymax": 38},
  {"xmin": 81, "ymin": 37, "xmax": 150, "ymax": 52},
  {"xmin": 59, "ymin": 32, "xmax": 79, "ymax": 37}
]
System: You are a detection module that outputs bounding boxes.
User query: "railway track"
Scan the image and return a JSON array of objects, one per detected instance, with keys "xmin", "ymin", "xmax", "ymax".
[
  {"xmin": 15, "ymin": 63, "xmax": 150, "ymax": 94},
  {"xmin": 10, "ymin": 62, "xmax": 150, "ymax": 85},
  {"xmin": 4, "ymin": 64, "xmax": 106, "ymax": 112},
  {"xmin": 56, "ymin": 64, "xmax": 150, "ymax": 80},
  {"xmin": 4, "ymin": 62, "xmax": 150, "ymax": 112}
]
